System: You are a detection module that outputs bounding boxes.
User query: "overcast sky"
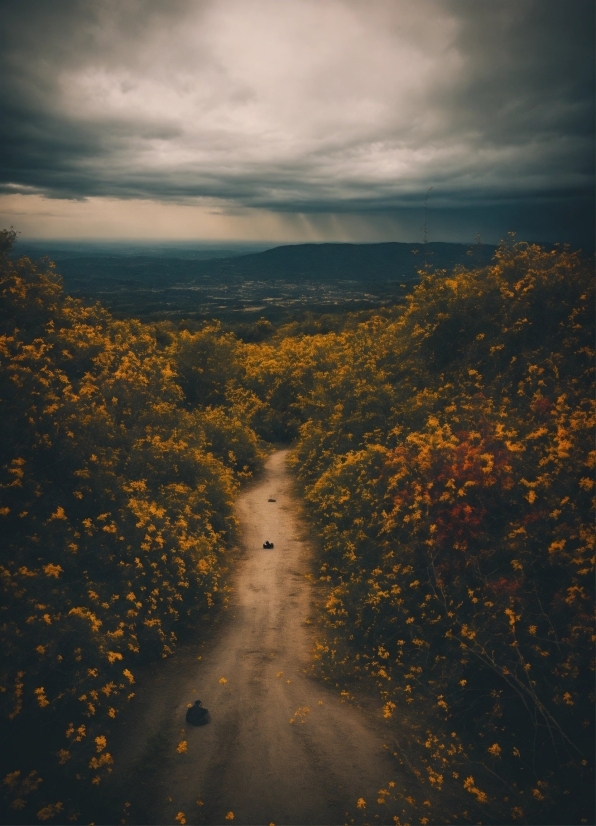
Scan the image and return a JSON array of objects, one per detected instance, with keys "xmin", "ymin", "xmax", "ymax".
[{"xmin": 0, "ymin": 0, "xmax": 593, "ymax": 245}]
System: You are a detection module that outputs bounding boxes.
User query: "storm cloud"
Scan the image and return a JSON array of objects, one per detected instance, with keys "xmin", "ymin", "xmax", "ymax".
[{"xmin": 0, "ymin": 0, "xmax": 593, "ymax": 243}]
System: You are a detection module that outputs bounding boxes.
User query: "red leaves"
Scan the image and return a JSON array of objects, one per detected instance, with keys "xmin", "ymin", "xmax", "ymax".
[
  {"xmin": 435, "ymin": 502, "xmax": 486, "ymax": 548},
  {"xmin": 384, "ymin": 420, "xmax": 517, "ymax": 554},
  {"xmin": 487, "ymin": 577, "xmax": 521, "ymax": 597},
  {"xmin": 531, "ymin": 396, "xmax": 553, "ymax": 417}
]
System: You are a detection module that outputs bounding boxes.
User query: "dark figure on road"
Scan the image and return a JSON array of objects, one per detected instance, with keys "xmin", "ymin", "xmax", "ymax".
[
  {"xmin": 186, "ymin": 700, "xmax": 210, "ymax": 726},
  {"xmin": 263, "ymin": 540, "xmax": 274, "ymax": 549}
]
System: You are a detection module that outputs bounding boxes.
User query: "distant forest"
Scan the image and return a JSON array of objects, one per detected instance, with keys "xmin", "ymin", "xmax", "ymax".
[{"xmin": 1, "ymin": 229, "xmax": 593, "ymax": 824}]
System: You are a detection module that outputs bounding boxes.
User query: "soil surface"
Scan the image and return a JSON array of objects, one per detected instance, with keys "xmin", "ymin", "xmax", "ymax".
[{"xmin": 110, "ymin": 450, "xmax": 410, "ymax": 825}]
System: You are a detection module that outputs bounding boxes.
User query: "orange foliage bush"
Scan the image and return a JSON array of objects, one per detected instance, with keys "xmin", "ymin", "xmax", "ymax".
[
  {"xmin": 1, "ymin": 230, "xmax": 593, "ymax": 823},
  {"xmin": 277, "ymin": 240, "xmax": 594, "ymax": 822},
  {"xmin": 0, "ymin": 231, "xmax": 262, "ymax": 821}
]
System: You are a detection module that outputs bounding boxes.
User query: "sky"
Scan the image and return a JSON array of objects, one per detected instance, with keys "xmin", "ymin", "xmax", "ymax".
[{"xmin": 0, "ymin": 0, "xmax": 593, "ymax": 246}]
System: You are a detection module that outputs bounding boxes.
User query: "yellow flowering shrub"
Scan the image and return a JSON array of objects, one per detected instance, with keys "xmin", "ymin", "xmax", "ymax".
[
  {"xmin": 0, "ymin": 230, "xmax": 262, "ymax": 821},
  {"xmin": 260, "ymin": 240, "xmax": 594, "ymax": 824}
]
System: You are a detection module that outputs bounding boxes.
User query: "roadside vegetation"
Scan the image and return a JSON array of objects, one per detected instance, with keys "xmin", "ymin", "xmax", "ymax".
[
  {"xmin": 0, "ymin": 230, "xmax": 264, "ymax": 823},
  {"xmin": 247, "ymin": 239, "xmax": 594, "ymax": 825},
  {"xmin": 1, "ymin": 228, "xmax": 593, "ymax": 824}
]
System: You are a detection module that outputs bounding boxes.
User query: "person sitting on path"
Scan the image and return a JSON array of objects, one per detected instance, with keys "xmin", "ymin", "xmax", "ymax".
[
  {"xmin": 186, "ymin": 699, "xmax": 210, "ymax": 726},
  {"xmin": 263, "ymin": 540, "xmax": 274, "ymax": 549}
]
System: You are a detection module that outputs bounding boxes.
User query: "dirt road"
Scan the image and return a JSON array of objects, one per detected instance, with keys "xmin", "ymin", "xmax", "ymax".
[{"xmin": 113, "ymin": 450, "xmax": 408, "ymax": 825}]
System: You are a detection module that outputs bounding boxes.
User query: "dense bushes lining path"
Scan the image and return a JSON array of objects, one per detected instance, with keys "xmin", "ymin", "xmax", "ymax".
[{"xmin": 1, "ymin": 230, "xmax": 593, "ymax": 824}]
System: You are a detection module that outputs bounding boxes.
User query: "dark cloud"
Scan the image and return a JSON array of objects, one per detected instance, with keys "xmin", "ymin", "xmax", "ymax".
[{"xmin": 0, "ymin": 0, "xmax": 593, "ymax": 244}]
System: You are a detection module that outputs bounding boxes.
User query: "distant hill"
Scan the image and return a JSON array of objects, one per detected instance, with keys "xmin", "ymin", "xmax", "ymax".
[
  {"xmin": 12, "ymin": 241, "xmax": 499, "ymax": 322},
  {"xmin": 191, "ymin": 241, "xmax": 498, "ymax": 284},
  {"xmin": 15, "ymin": 240, "xmax": 498, "ymax": 290}
]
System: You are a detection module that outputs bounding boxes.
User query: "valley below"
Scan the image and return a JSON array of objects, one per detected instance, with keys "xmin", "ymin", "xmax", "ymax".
[{"xmin": 14, "ymin": 240, "xmax": 497, "ymax": 323}]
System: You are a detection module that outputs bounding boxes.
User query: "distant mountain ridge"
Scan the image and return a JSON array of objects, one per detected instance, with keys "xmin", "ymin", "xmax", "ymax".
[
  {"xmin": 12, "ymin": 240, "xmax": 500, "ymax": 322},
  {"xmin": 15, "ymin": 240, "xmax": 498, "ymax": 289},
  {"xmin": 201, "ymin": 241, "xmax": 498, "ymax": 283}
]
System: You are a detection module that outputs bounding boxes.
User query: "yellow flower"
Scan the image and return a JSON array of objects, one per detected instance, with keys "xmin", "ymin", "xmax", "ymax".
[
  {"xmin": 35, "ymin": 687, "xmax": 50, "ymax": 708},
  {"xmin": 219, "ymin": 677, "xmax": 228, "ymax": 685},
  {"xmin": 488, "ymin": 743, "xmax": 501, "ymax": 757},
  {"xmin": 463, "ymin": 776, "xmax": 487, "ymax": 803},
  {"xmin": 225, "ymin": 812, "xmax": 235, "ymax": 820},
  {"xmin": 49, "ymin": 507, "xmax": 67, "ymax": 520},
  {"xmin": 37, "ymin": 803, "xmax": 63, "ymax": 821},
  {"xmin": 89, "ymin": 753, "xmax": 113, "ymax": 769},
  {"xmin": 175, "ymin": 812, "xmax": 186, "ymax": 824},
  {"xmin": 548, "ymin": 539, "xmax": 566, "ymax": 554},
  {"xmin": 177, "ymin": 741, "xmax": 188, "ymax": 754},
  {"xmin": 356, "ymin": 798, "xmax": 366, "ymax": 809}
]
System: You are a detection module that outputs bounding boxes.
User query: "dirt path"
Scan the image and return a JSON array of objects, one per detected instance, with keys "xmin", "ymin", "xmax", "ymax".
[{"xmin": 112, "ymin": 450, "xmax": 409, "ymax": 825}]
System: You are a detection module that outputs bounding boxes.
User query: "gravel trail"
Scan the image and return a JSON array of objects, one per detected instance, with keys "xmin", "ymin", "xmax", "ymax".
[{"xmin": 112, "ymin": 450, "xmax": 408, "ymax": 825}]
